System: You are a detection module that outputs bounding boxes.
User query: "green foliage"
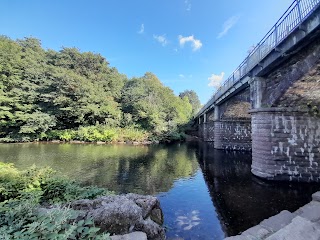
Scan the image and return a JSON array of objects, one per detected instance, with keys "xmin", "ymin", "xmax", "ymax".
[
  {"xmin": 45, "ymin": 125, "xmax": 148, "ymax": 142},
  {"xmin": 0, "ymin": 162, "xmax": 111, "ymax": 239},
  {"xmin": 121, "ymin": 72, "xmax": 193, "ymax": 135},
  {"xmin": 0, "ymin": 36, "xmax": 198, "ymax": 142},
  {"xmin": 0, "ymin": 162, "xmax": 109, "ymax": 203},
  {"xmin": 179, "ymin": 90, "xmax": 201, "ymax": 115},
  {"xmin": 0, "ymin": 198, "xmax": 111, "ymax": 240}
]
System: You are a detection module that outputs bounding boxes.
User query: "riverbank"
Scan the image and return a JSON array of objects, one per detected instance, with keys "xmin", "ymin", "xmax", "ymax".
[
  {"xmin": 225, "ymin": 191, "xmax": 320, "ymax": 240},
  {"xmin": 0, "ymin": 126, "xmax": 187, "ymax": 144},
  {"xmin": 0, "ymin": 162, "xmax": 165, "ymax": 239}
]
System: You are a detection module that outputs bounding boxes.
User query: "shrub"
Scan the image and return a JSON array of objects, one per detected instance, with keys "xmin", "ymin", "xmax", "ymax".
[{"xmin": 0, "ymin": 162, "xmax": 112, "ymax": 239}]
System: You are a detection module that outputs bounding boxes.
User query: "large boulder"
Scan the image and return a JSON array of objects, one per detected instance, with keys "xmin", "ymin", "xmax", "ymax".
[{"xmin": 70, "ymin": 193, "xmax": 165, "ymax": 240}]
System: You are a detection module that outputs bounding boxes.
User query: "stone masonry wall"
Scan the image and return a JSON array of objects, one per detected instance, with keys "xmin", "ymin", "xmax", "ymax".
[
  {"xmin": 198, "ymin": 123, "xmax": 204, "ymax": 140},
  {"xmin": 214, "ymin": 120, "xmax": 252, "ymax": 151},
  {"xmin": 219, "ymin": 88, "xmax": 251, "ymax": 120},
  {"xmin": 262, "ymin": 37, "xmax": 320, "ymax": 107},
  {"xmin": 251, "ymin": 110, "xmax": 320, "ymax": 182},
  {"xmin": 203, "ymin": 122, "xmax": 215, "ymax": 142}
]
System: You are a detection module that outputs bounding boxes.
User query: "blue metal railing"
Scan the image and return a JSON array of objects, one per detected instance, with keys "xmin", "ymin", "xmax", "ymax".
[{"xmin": 197, "ymin": 0, "xmax": 320, "ymax": 117}]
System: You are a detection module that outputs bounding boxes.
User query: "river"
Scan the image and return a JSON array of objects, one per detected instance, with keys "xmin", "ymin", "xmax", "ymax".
[{"xmin": 0, "ymin": 141, "xmax": 319, "ymax": 239}]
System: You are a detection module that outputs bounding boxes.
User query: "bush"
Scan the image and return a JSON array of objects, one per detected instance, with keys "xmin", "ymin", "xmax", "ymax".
[
  {"xmin": 0, "ymin": 198, "xmax": 111, "ymax": 240},
  {"xmin": 45, "ymin": 125, "xmax": 149, "ymax": 143},
  {"xmin": 0, "ymin": 163, "xmax": 109, "ymax": 203},
  {"xmin": 0, "ymin": 162, "xmax": 112, "ymax": 239}
]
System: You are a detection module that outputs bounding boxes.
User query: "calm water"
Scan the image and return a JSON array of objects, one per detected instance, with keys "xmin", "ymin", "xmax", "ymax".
[{"xmin": 1, "ymin": 142, "xmax": 320, "ymax": 239}]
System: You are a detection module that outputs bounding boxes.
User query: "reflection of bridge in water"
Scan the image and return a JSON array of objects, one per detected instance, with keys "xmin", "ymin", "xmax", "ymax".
[
  {"xmin": 195, "ymin": 0, "xmax": 320, "ymax": 183},
  {"xmin": 195, "ymin": 142, "xmax": 320, "ymax": 237}
]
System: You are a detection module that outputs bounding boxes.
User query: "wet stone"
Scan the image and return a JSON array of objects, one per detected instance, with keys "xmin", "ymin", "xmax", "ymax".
[
  {"xmin": 259, "ymin": 210, "xmax": 295, "ymax": 232},
  {"xmin": 294, "ymin": 201, "xmax": 320, "ymax": 222},
  {"xmin": 265, "ymin": 216, "xmax": 320, "ymax": 240}
]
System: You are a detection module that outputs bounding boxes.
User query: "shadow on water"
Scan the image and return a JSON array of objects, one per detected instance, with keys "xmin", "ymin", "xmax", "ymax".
[{"xmin": 195, "ymin": 141, "xmax": 320, "ymax": 237}]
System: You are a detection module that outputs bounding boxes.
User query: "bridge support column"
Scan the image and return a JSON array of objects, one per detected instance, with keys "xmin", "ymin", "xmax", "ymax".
[
  {"xmin": 203, "ymin": 121, "xmax": 215, "ymax": 142},
  {"xmin": 249, "ymin": 77, "xmax": 266, "ymax": 109},
  {"xmin": 214, "ymin": 120, "xmax": 252, "ymax": 151},
  {"xmin": 251, "ymin": 108, "xmax": 320, "ymax": 182},
  {"xmin": 214, "ymin": 106, "xmax": 220, "ymax": 121}
]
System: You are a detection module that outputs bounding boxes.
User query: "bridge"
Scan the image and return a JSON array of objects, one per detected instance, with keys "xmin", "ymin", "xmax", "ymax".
[{"xmin": 194, "ymin": 0, "xmax": 320, "ymax": 182}]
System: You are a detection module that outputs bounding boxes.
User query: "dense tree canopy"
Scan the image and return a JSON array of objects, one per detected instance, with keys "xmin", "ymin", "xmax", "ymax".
[
  {"xmin": 179, "ymin": 90, "xmax": 201, "ymax": 115},
  {"xmin": 0, "ymin": 36, "xmax": 199, "ymax": 142}
]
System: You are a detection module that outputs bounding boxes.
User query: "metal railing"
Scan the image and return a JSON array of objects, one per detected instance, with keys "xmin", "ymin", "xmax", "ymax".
[{"xmin": 197, "ymin": 0, "xmax": 320, "ymax": 117}]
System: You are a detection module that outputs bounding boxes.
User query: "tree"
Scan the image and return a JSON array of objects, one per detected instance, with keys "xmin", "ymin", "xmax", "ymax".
[
  {"xmin": 179, "ymin": 90, "xmax": 201, "ymax": 115},
  {"xmin": 0, "ymin": 36, "xmax": 193, "ymax": 141}
]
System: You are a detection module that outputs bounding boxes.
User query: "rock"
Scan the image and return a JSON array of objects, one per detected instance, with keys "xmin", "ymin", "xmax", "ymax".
[
  {"xmin": 110, "ymin": 231, "xmax": 147, "ymax": 240},
  {"xmin": 70, "ymin": 194, "xmax": 165, "ymax": 240},
  {"xmin": 259, "ymin": 210, "xmax": 295, "ymax": 232},
  {"xmin": 312, "ymin": 191, "xmax": 320, "ymax": 202},
  {"xmin": 241, "ymin": 224, "xmax": 271, "ymax": 239},
  {"xmin": 294, "ymin": 201, "xmax": 320, "ymax": 222},
  {"xmin": 265, "ymin": 216, "xmax": 320, "ymax": 240},
  {"xmin": 70, "ymin": 140, "xmax": 83, "ymax": 144}
]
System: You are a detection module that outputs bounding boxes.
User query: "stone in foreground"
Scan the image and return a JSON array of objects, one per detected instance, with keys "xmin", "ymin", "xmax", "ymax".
[
  {"xmin": 70, "ymin": 193, "xmax": 165, "ymax": 240},
  {"xmin": 265, "ymin": 216, "xmax": 320, "ymax": 240},
  {"xmin": 110, "ymin": 231, "xmax": 147, "ymax": 240}
]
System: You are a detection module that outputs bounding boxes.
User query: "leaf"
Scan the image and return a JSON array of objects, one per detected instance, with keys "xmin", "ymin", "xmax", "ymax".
[
  {"xmin": 77, "ymin": 226, "xmax": 85, "ymax": 233},
  {"xmin": 77, "ymin": 220, "xmax": 84, "ymax": 226}
]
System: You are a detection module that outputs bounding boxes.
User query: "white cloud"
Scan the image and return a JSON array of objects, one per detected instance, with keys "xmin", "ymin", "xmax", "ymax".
[
  {"xmin": 208, "ymin": 72, "xmax": 225, "ymax": 88},
  {"xmin": 179, "ymin": 74, "xmax": 185, "ymax": 78},
  {"xmin": 217, "ymin": 15, "xmax": 240, "ymax": 39},
  {"xmin": 178, "ymin": 35, "xmax": 202, "ymax": 51},
  {"xmin": 138, "ymin": 24, "xmax": 144, "ymax": 34},
  {"xmin": 185, "ymin": 0, "xmax": 191, "ymax": 11},
  {"xmin": 153, "ymin": 34, "xmax": 168, "ymax": 46}
]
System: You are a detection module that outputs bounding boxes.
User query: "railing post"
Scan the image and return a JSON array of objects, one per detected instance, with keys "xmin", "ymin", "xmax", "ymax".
[
  {"xmin": 274, "ymin": 24, "xmax": 278, "ymax": 45},
  {"xmin": 257, "ymin": 43, "xmax": 261, "ymax": 60},
  {"xmin": 297, "ymin": 0, "xmax": 303, "ymax": 22}
]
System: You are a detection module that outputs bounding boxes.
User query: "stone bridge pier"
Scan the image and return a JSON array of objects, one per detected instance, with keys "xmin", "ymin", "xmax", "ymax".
[{"xmin": 249, "ymin": 37, "xmax": 320, "ymax": 182}]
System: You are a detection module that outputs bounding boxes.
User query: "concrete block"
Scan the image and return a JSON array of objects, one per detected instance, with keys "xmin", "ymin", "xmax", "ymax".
[
  {"xmin": 312, "ymin": 191, "xmax": 320, "ymax": 202},
  {"xmin": 241, "ymin": 224, "xmax": 271, "ymax": 239},
  {"xmin": 294, "ymin": 201, "xmax": 320, "ymax": 222},
  {"xmin": 265, "ymin": 216, "xmax": 320, "ymax": 240},
  {"xmin": 260, "ymin": 210, "xmax": 295, "ymax": 232}
]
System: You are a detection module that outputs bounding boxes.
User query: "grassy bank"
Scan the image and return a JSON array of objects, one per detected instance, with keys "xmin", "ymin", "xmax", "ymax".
[{"xmin": 0, "ymin": 162, "xmax": 111, "ymax": 239}]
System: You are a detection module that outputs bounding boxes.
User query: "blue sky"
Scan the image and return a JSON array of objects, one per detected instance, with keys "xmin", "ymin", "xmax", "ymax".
[{"xmin": 0, "ymin": 0, "xmax": 293, "ymax": 104}]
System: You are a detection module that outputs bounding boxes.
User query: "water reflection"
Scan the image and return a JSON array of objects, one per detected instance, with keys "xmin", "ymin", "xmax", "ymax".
[
  {"xmin": 1, "ymin": 142, "xmax": 320, "ymax": 239},
  {"xmin": 196, "ymin": 141, "xmax": 320, "ymax": 236},
  {"xmin": 0, "ymin": 143, "xmax": 198, "ymax": 195}
]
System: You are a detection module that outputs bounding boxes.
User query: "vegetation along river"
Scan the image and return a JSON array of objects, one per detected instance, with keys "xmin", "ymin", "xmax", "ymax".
[{"xmin": 1, "ymin": 141, "xmax": 319, "ymax": 240}]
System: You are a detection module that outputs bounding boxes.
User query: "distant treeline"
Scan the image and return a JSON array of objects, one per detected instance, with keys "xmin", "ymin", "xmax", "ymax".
[{"xmin": 0, "ymin": 36, "xmax": 201, "ymax": 142}]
